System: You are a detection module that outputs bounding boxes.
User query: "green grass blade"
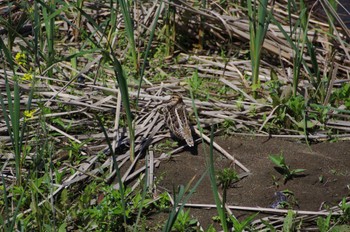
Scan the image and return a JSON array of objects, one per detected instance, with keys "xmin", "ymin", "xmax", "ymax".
[
  {"xmin": 300, "ymin": 0, "xmax": 320, "ymax": 84},
  {"xmin": 0, "ymin": 38, "xmax": 14, "ymax": 70},
  {"xmin": 0, "ymin": 176, "xmax": 9, "ymax": 231},
  {"xmin": 107, "ymin": 0, "xmax": 117, "ymax": 45},
  {"xmin": 283, "ymin": 210, "xmax": 295, "ymax": 232},
  {"xmin": 208, "ymin": 126, "xmax": 228, "ymax": 232},
  {"xmin": 268, "ymin": 8, "xmax": 315, "ymax": 95},
  {"xmin": 109, "ymin": 52, "xmax": 135, "ymax": 161},
  {"xmin": 118, "ymin": 0, "xmax": 138, "ymax": 74},
  {"xmin": 0, "ymin": 40, "xmax": 22, "ymax": 183},
  {"xmin": 162, "ymin": 170, "xmax": 208, "ymax": 232},
  {"xmin": 0, "ymin": 77, "xmax": 13, "ymax": 146},
  {"xmin": 12, "ymin": 79, "xmax": 21, "ymax": 183},
  {"xmin": 247, "ymin": 0, "xmax": 271, "ymax": 98},
  {"xmin": 41, "ymin": 0, "xmax": 56, "ymax": 79},
  {"xmin": 133, "ymin": 157, "xmax": 149, "ymax": 232},
  {"xmin": 162, "ymin": 185, "xmax": 186, "ymax": 232},
  {"xmin": 33, "ymin": 0, "xmax": 41, "ymax": 70}
]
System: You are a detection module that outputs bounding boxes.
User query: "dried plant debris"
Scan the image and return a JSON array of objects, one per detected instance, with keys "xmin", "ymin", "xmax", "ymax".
[{"xmin": 0, "ymin": 0, "xmax": 350, "ymax": 230}]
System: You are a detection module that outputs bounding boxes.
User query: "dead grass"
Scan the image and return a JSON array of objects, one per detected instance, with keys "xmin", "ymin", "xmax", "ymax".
[{"xmin": 1, "ymin": 0, "xmax": 350, "ymax": 230}]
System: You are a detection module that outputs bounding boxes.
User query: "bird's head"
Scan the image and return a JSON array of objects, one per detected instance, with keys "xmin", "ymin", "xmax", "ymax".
[{"xmin": 168, "ymin": 94, "xmax": 183, "ymax": 104}]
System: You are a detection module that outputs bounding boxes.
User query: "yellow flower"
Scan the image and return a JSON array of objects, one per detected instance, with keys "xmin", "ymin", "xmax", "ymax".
[
  {"xmin": 15, "ymin": 52, "xmax": 26, "ymax": 66},
  {"xmin": 22, "ymin": 73, "xmax": 33, "ymax": 81},
  {"xmin": 24, "ymin": 109, "xmax": 36, "ymax": 121},
  {"xmin": 28, "ymin": 7, "xmax": 34, "ymax": 14},
  {"xmin": 15, "ymin": 52, "xmax": 26, "ymax": 60}
]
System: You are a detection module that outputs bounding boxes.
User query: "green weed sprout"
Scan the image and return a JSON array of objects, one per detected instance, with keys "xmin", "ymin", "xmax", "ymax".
[
  {"xmin": 269, "ymin": 154, "xmax": 306, "ymax": 184},
  {"xmin": 172, "ymin": 209, "xmax": 198, "ymax": 232},
  {"xmin": 216, "ymin": 168, "xmax": 239, "ymax": 209},
  {"xmin": 339, "ymin": 197, "xmax": 350, "ymax": 224},
  {"xmin": 317, "ymin": 213, "xmax": 332, "ymax": 232},
  {"xmin": 229, "ymin": 213, "xmax": 257, "ymax": 232}
]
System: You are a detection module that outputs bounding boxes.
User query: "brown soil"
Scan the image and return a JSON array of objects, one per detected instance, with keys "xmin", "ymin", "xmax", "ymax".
[{"xmin": 154, "ymin": 136, "xmax": 350, "ymax": 230}]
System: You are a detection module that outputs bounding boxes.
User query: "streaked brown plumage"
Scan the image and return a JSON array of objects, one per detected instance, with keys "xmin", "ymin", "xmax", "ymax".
[{"xmin": 163, "ymin": 94, "xmax": 194, "ymax": 147}]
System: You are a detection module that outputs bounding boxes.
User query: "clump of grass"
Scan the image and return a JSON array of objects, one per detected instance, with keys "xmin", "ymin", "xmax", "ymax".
[
  {"xmin": 172, "ymin": 209, "xmax": 198, "ymax": 232},
  {"xmin": 247, "ymin": 0, "xmax": 271, "ymax": 98},
  {"xmin": 216, "ymin": 167, "xmax": 239, "ymax": 210}
]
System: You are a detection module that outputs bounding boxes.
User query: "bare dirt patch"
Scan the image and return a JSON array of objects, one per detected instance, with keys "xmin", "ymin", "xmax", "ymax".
[{"xmin": 155, "ymin": 136, "xmax": 350, "ymax": 229}]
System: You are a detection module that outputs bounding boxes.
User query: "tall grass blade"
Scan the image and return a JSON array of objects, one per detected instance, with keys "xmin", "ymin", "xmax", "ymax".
[
  {"xmin": 291, "ymin": 7, "xmax": 308, "ymax": 97},
  {"xmin": 107, "ymin": 0, "xmax": 118, "ymax": 46},
  {"xmin": 109, "ymin": 52, "xmax": 135, "ymax": 161},
  {"xmin": 110, "ymin": 1, "xmax": 138, "ymax": 163},
  {"xmin": 0, "ymin": 38, "xmax": 14, "ymax": 69},
  {"xmin": 247, "ymin": 0, "xmax": 271, "ymax": 98},
  {"xmin": 118, "ymin": 0, "xmax": 138, "ymax": 74},
  {"xmin": 162, "ymin": 185, "xmax": 186, "ymax": 232},
  {"xmin": 0, "ymin": 60, "xmax": 22, "ymax": 184},
  {"xmin": 165, "ymin": 1, "xmax": 176, "ymax": 55},
  {"xmin": 133, "ymin": 155, "xmax": 149, "ymax": 232},
  {"xmin": 208, "ymin": 126, "xmax": 228, "ymax": 231},
  {"xmin": 162, "ymin": 170, "xmax": 207, "ymax": 232},
  {"xmin": 268, "ymin": 9, "xmax": 313, "ymax": 96},
  {"xmin": 300, "ymin": 0, "xmax": 320, "ymax": 86},
  {"xmin": 42, "ymin": 0, "xmax": 56, "ymax": 79},
  {"xmin": 33, "ymin": 0, "xmax": 41, "ymax": 70}
]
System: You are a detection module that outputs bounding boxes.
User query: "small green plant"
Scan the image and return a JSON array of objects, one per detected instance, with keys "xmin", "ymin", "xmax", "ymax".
[
  {"xmin": 271, "ymin": 174, "xmax": 279, "ymax": 188},
  {"xmin": 78, "ymin": 185, "xmax": 154, "ymax": 231},
  {"xmin": 318, "ymin": 175, "xmax": 324, "ymax": 183},
  {"xmin": 215, "ymin": 168, "xmax": 250, "ymax": 231},
  {"xmin": 228, "ymin": 213, "xmax": 257, "ymax": 232},
  {"xmin": 339, "ymin": 197, "xmax": 350, "ymax": 224},
  {"xmin": 331, "ymin": 82, "xmax": 350, "ymax": 108},
  {"xmin": 216, "ymin": 168, "xmax": 239, "ymax": 208},
  {"xmin": 317, "ymin": 198, "xmax": 350, "ymax": 231},
  {"xmin": 216, "ymin": 168, "xmax": 239, "ymax": 189},
  {"xmin": 172, "ymin": 209, "xmax": 198, "ymax": 232},
  {"xmin": 269, "ymin": 153, "xmax": 306, "ymax": 184},
  {"xmin": 153, "ymin": 192, "xmax": 171, "ymax": 211},
  {"xmin": 283, "ymin": 210, "xmax": 297, "ymax": 232},
  {"xmin": 154, "ymin": 140, "xmax": 178, "ymax": 153},
  {"xmin": 221, "ymin": 119, "xmax": 236, "ymax": 134},
  {"xmin": 317, "ymin": 213, "xmax": 332, "ymax": 232},
  {"xmin": 285, "ymin": 96, "xmax": 305, "ymax": 123},
  {"xmin": 64, "ymin": 139, "xmax": 90, "ymax": 165},
  {"xmin": 187, "ymin": 70, "xmax": 203, "ymax": 98},
  {"xmin": 205, "ymin": 224, "xmax": 217, "ymax": 232}
]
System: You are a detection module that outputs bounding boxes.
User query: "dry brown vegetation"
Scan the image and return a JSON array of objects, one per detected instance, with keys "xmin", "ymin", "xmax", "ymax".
[{"xmin": 1, "ymin": 0, "xmax": 350, "ymax": 231}]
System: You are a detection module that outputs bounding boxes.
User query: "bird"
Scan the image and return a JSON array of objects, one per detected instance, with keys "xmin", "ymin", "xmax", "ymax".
[{"xmin": 162, "ymin": 94, "xmax": 194, "ymax": 147}]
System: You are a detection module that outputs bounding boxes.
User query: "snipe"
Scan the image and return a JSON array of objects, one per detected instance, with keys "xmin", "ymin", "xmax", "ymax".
[{"xmin": 162, "ymin": 94, "xmax": 194, "ymax": 147}]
